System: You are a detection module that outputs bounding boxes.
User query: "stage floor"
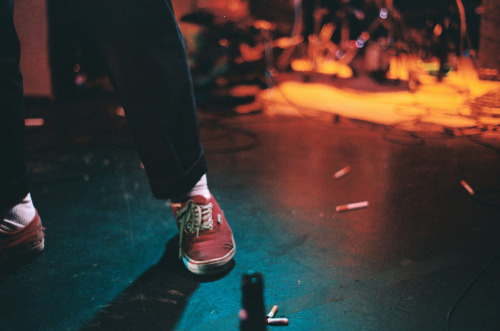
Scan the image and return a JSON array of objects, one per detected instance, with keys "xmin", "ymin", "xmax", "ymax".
[{"xmin": 1, "ymin": 87, "xmax": 500, "ymax": 330}]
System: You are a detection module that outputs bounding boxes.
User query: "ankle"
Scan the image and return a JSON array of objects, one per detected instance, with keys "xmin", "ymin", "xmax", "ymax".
[
  {"xmin": 1, "ymin": 194, "xmax": 36, "ymax": 232},
  {"xmin": 171, "ymin": 174, "xmax": 211, "ymax": 203},
  {"xmin": 188, "ymin": 174, "xmax": 211, "ymax": 200}
]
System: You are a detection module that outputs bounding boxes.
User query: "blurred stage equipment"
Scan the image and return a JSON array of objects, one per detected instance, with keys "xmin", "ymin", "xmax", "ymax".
[
  {"xmin": 479, "ymin": 0, "xmax": 500, "ymax": 80},
  {"xmin": 14, "ymin": 0, "xmax": 53, "ymax": 98},
  {"xmin": 276, "ymin": 0, "xmax": 376, "ymax": 78},
  {"xmin": 276, "ymin": 0, "xmax": 488, "ymax": 90}
]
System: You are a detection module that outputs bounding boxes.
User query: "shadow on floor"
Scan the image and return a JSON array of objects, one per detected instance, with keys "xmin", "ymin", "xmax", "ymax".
[
  {"xmin": 0, "ymin": 252, "xmax": 45, "ymax": 284},
  {"xmin": 81, "ymin": 236, "xmax": 234, "ymax": 330}
]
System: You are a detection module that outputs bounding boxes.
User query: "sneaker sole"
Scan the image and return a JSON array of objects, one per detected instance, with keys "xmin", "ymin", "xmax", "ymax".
[
  {"xmin": 182, "ymin": 241, "xmax": 236, "ymax": 275},
  {"xmin": 0, "ymin": 238, "xmax": 45, "ymax": 267}
]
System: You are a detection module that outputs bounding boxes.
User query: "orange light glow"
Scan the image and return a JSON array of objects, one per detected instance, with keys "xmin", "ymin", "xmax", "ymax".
[
  {"xmin": 218, "ymin": 38, "xmax": 229, "ymax": 47},
  {"xmin": 257, "ymin": 59, "xmax": 500, "ymax": 129},
  {"xmin": 291, "ymin": 58, "xmax": 353, "ymax": 78},
  {"xmin": 433, "ymin": 24, "xmax": 443, "ymax": 36}
]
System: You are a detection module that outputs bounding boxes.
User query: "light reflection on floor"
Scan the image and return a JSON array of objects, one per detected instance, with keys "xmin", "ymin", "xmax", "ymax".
[{"xmin": 258, "ymin": 65, "xmax": 500, "ymax": 132}]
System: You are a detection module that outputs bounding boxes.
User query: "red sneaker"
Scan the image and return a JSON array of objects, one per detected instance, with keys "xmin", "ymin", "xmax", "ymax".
[
  {"xmin": 0, "ymin": 212, "xmax": 45, "ymax": 266},
  {"xmin": 172, "ymin": 194, "xmax": 235, "ymax": 275}
]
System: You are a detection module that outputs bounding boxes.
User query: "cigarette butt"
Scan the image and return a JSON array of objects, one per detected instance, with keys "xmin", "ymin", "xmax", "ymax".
[
  {"xmin": 115, "ymin": 106, "xmax": 126, "ymax": 117},
  {"xmin": 25, "ymin": 118, "xmax": 44, "ymax": 127},
  {"xmin": 266, "ymin": 318, "xmax": 289, "ymax": 326},
  {"xmin": 336, "ymin": 201, "xmax": 369, "ymax": 212},
  {"xmin": 460, "ymin": 180, "xmax": 475, "ymax": 195},
  {"xmin": 333, "ymin": 166, "xmax": 351, "ymax": 179},
  {"xmin": 267, "ymin": 305, "xmax": 279, "ymax": 318}
]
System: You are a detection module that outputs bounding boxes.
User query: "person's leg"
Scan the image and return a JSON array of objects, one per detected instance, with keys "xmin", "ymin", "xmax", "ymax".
[
  {"xmin": 70, "ymin": 0, "xmax": 234, "ymax": 274},
  {"xmin": 71, "ymin": 0, "xmax": 207, "ymax": 199},
  {"xmin": 1, "ymin": 0, "xmax": 45, "ymax": 266},
  {"xmin": 0, "ymin": 0, "xmax": 30, "ymax": 210}
]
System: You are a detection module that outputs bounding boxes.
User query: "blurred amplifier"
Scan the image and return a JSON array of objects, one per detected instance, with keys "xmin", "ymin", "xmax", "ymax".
[{"xmin": 14, "ymin": 0, "xmax": 53, "ymax": 98}]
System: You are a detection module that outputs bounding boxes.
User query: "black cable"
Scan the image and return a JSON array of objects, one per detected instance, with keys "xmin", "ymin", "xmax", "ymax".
[
  {"xmin": 466, "ymin": 133, "xmax": 500, "ymax": 155},
  {"xmin": 472, "ymin": 188, "xmax": 500, "ymax": 208},
  {"xmin": 445, "ymin": 182, "xmax": 500, "ymax": 327},
  {"xmin": 445, "ymin": 253, "xmax": 500, "ymax": 331},
  {"xmin": 199, "ymin": 118, "xmax": 261, "ymax": 154},
  {"xmin": 218, "ymin": 113, "xmax": 304, "ymax": 127},
  {"xmin": 381, "ymin": 129, "xmax": 425, "ymax": 146}
]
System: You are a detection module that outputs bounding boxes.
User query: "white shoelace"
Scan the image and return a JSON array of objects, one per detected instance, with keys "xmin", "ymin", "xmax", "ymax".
[{"xmin": 175, "ymin": 201, "xmax": 214, "ymax": 258}]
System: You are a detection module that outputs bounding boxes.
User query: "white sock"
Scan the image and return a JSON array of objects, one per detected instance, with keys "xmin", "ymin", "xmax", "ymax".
[
  {"xmin": 188, "ymin": 174, "xmax": 211, "ymax": 200},
  {"xmin": 1, "ymin": 193, "xmax": 36, "ymax": 232},
  {"xmin": 171, "ymin": 175, "xmax": 211, "ymax": 203}
]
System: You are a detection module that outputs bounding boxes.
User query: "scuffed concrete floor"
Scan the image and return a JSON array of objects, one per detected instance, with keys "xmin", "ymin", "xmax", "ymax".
[{"xmin": 1, "ymin": 85, "xmax": 499, "ymax": 330}]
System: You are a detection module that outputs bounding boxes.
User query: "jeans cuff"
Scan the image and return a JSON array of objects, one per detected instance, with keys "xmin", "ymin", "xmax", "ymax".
[
  {"xmin": 148, "ymin": 153, "xmax": 208, "ymax": 200},
  {"xmin": 0, "ymin": 170, "xmax": 30, "ymax": 210}
]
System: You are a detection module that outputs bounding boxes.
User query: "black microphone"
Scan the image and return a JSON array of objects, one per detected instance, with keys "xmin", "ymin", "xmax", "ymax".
[{"xmin": 240, "ymin": 271, "xmax": 267, "ymax": 331}]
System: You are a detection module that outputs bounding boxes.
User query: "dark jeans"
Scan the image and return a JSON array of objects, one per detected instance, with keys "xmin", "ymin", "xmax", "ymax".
[{"xmin": 0, "ymin": 0, "xmax": 207, "ymax": 210}]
